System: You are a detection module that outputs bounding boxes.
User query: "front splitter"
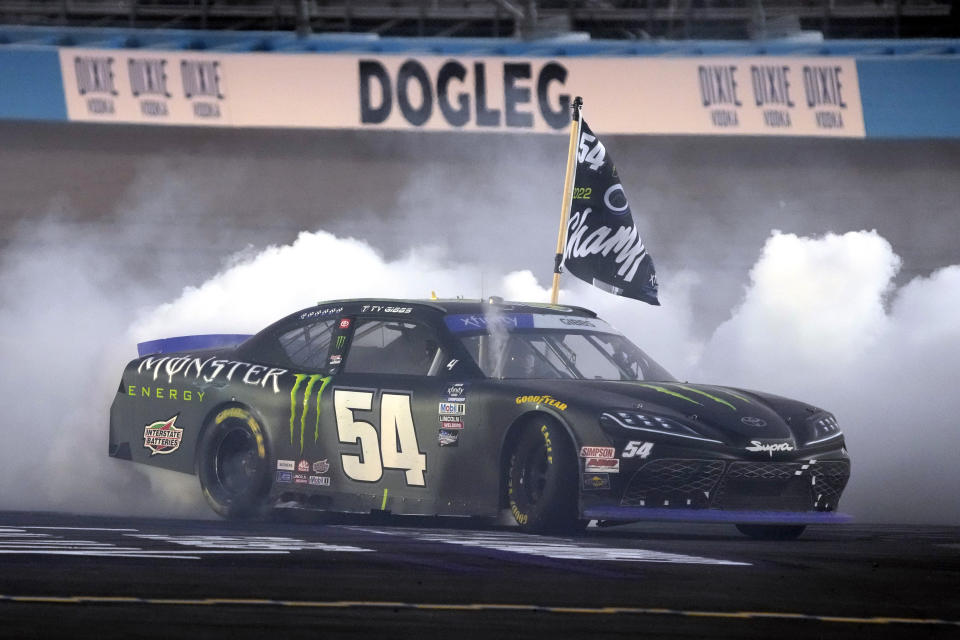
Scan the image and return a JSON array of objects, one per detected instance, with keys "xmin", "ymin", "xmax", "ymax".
[{"xmin": 583, "ymin": 507, "xmax": 852, "ymax": 525}]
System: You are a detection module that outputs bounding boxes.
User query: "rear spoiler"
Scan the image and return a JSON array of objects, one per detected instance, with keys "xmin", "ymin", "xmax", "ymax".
[{"xmin": 137, "ymin": 334, "xmax": 252, "ymax": 357}]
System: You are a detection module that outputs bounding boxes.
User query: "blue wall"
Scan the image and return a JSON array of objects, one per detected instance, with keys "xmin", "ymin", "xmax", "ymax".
[{"xmin": 0, "ymin": 48, "xmax": 65, "ymax": 121}]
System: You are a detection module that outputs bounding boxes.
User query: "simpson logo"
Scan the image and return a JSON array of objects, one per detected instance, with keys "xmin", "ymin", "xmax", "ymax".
[
  {"xmin": 439, "ymin": 402, "xmax": 465, "ymax": 415},
  {"xmin": 143, "ymin": 415, "xmax": 183, "ymax": 456},
  {"xmin": 309, "ymin": 475, "xmax": 331, "ymax": 486},
  {"xmin": 276, "ymin": 459, "xmax": 295, "ymax": 471},
  {"xmin": 296, "ymin": 460, "xmax": 310, "ymax": 472},
  {"xmin": 745, "ymin": 440, "xmax": 796, "ymax": 456},
  {"xmin": 580, "ymin": 446, "xmax": 615, "ymax": 459},
  {"xmin": 584, "ymin": 458, "xmax": 620, "ymax": 473},
  {"xmin": 312, "ymin": 459, "xmax": 330, "ymax": 474}
]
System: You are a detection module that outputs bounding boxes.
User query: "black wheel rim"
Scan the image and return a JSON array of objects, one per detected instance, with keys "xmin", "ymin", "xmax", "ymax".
[
  {"xmin": 519, "ymin": 443, "xmax": 550, "ymax": 506},
  {"xmin": 215, "ymin": 427, "xmax": 259, "ymax": 496}
]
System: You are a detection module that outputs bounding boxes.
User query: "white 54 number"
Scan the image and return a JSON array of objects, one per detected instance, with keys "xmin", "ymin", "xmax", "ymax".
[
  {"xmin": 334, "ymin": 390, "xmax": 426, "ymax": 486},
  {"xmin": 622, "ymin": 441, "xmax": 654, "ymax": 459},
  {"xmin": 577, "ymin": 131, "xmax": 606, "ymax": 171}
]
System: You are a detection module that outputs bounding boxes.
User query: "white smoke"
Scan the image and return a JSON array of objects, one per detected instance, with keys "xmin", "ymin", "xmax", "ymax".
[{"xmin": 0, "ymin": 219, "xmax": 957, "ymax": 523}]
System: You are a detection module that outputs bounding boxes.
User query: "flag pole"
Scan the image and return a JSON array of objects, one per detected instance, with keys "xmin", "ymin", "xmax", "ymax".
[{"xmin": 549, "ymin": 96, "xmax": 583, "ymax": 305}]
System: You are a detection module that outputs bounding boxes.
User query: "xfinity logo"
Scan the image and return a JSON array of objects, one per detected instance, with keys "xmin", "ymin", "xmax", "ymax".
[{"xmin": 745, "ymin": 440, "xmax": 795, "ymax": 457}]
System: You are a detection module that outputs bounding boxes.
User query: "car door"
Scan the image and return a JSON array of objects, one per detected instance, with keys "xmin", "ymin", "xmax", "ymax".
[{"xmin": 326, "ymin": 317, "xmax": 455, "ymax": 514}]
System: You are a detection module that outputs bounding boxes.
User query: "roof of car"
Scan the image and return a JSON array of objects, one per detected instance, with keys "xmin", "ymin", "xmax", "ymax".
[{"xmin": 291, "ymin": 298, "xmax": 598, "ymax": 320}]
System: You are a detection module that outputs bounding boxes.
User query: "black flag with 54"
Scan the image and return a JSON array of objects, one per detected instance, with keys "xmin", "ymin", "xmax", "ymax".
[{"xmin": 562, "ymin": 120, "xmax": 659, "ymax": 306}]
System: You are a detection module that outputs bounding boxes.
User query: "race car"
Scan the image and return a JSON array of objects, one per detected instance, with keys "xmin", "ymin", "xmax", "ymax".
[{"xmin": 109, "ymin": 297, "xmax": 851, "ymax": 539}]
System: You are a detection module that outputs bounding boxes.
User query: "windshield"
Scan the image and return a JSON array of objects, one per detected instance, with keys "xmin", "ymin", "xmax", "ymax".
[{"xmin": 446, "ymin": 313, "xmax": 675, "ymax": 381}]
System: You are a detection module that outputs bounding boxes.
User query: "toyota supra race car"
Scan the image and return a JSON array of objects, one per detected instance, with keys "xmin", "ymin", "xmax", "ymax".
[{"xmin": 110, "ymin": 298, "xmax": 851, "ymax": 539}]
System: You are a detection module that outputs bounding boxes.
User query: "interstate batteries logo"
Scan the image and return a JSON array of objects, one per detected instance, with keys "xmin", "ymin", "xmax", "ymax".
[
  {"xmin": 289, "ymin": 374, "xmax": 331, "ymax": 453},
  {"xmin": 143, "ymin": 415, "xmax": 183, "ymax": 455}
]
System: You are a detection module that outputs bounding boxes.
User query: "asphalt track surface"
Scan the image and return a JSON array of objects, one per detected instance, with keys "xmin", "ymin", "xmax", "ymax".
[{"xmin": 0, "ymin": 511, "xmax": 957, "ymax": 639}]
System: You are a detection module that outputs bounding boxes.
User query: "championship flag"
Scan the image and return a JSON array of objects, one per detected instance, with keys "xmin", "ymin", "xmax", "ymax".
[
  {"xmin": 549, "ymin": 98, "xmax": 659, "ymax": 306},
  {"xmin": 563, "ymin": 120, "xmax": 659, "ymax": 305}
]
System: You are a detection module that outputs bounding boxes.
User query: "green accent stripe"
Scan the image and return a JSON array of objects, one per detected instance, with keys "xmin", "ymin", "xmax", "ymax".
[
  {"xmin": 676, "ymin": 385, "xmax": 737, "ymax": 411},
  {"xmin": 314, "ymin": 376, "xmax": 331, "ymax": 444},
  {"xmin": 712, "ymin": 388, "xmax": 753, "ymax": 404},
  {"xmin": 289, "ymin": 374, "xmax": 306, "ymax": 445},
  {"xmin": 300, "ymin": 375, "xmax": 319, "ymax": 454},
  {"xmin": 381, "ymin": 489, "xmax": 388, "ymax": 510},
  {"xmin": 0, "ymin": 595, "xmax": 956, "ymax": 626},
  {"xmin": 636, "ymin": 384, "xmax": 702, "ymax": 407}
]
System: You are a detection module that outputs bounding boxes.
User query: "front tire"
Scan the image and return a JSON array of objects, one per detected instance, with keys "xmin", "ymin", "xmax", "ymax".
[
  {"xmin": 736, "ymin": 524, "xmax": 807, "ymax": 540},
  {"xmin": 197, "ymin": 407, "xmax": 271, "ymax": 519},
  {"xmin": 505, "ymin": 420, "xmax": 578, "ymax": 534}
]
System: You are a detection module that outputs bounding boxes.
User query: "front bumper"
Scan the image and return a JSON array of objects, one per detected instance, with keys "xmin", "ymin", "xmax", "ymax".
[{"xmin": 583, "ymin": 457, "xmax": 851, "ymax": 523}]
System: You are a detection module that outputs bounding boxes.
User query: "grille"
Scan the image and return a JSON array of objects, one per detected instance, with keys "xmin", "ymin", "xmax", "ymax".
[
  {"xmin": 620, "ymin": 459, "xmax": 725, "ymax": 508},
  {"xmin": 619, "ymin": 458, "xmax": 851, "ymax": 512}
]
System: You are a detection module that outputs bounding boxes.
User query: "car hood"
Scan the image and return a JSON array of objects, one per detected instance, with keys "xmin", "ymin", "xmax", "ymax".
[{"xmin": 519, "ymin": 379, "xmax": 820, "ymax": 445}]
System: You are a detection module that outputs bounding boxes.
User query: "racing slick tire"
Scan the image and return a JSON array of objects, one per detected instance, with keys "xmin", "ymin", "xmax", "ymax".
[
  {"xmin": 197, "ymin": 407, "xmax": 271, "ymax": 519},
  {"xmin": 736, "ymin": 524, "xmax": 807, "ymax": 540},
  {"xmin": 505, "ymin": 419, "xmax": 579, "ymax": 534}
]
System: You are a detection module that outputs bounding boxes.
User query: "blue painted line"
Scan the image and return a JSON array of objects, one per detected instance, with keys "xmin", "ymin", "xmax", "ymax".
[{"xmin": 583, "ymin": 507, "xmax": 852, "ymax": 525}]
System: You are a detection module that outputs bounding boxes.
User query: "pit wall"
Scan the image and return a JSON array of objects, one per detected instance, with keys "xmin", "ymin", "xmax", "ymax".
[{"xmin": 1, "ymin": 37, "xmax": 958, "ymax": 138}]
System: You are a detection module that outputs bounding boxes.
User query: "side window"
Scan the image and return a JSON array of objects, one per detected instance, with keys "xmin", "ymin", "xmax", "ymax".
[
  {"xmin": 277, "ymin": 320, "xmax": 335, "ymax": 369},
  {"xmin": 344, "ymin": 320, "xmax": 444, "ymax": 376}
]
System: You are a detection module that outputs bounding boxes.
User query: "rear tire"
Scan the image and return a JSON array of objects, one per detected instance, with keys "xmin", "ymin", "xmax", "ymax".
[
  {"xmin": 736, "ymin": 524, "xmax": 807, "ymax": 540},
  {"xmin": 197, "ymin": 407, "xmax": 271, "ymax": 519},
  {"xmin": 505, "ymin": 419, "xmax": 578, "ymax": 534}
]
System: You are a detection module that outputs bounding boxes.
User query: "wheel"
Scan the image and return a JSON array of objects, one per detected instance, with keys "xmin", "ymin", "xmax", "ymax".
[
  {"xmin": 197, "ymin": 407, "xmax": 271, "ymax": 519},
  {"xmin": 505, "ymin": 419, "xmax": 578, "ymax": 534},
  {"xmin": 736, "ymin": 524, "xmax": 807, "ymax": 540}
]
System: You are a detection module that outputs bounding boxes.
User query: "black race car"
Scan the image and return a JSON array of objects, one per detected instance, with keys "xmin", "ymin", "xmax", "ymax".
[{"xmin": 110, "ymin": 298, "xmax": 850, "ymax": 539}]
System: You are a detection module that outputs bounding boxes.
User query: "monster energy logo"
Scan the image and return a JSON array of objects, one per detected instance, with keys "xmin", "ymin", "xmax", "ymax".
[
  {"xmin": 289, "ymin": 374, "xmax": 331, "ymax": 453},
  {"xmin": 335, "ymin": 335, "xmax": 346, "ymax": 350}
]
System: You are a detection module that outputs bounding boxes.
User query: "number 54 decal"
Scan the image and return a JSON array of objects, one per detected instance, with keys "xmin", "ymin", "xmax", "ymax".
[
  {"xmin": 622, "ymin": 441, "xmax": 654, "ymax": 459},
  {"xmin": 334, "ymin": 389, "xmax": 426, "ymax": 486}
]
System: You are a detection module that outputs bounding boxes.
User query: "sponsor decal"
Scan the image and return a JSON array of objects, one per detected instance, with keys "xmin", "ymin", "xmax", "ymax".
[
  {"xmin": 276, "ymin": 459, "xmax": 295, "ymax": 471},
  {"xmin": 339, "ymin": 318, "xmax": 351, "ymax": 330},
  {"xmin": 514, "ymin": 394, "xmax": 567, "ymax": 411},
  {"xmin": 127, "ymin": 385, "xmax": 204, "ymax": 402},
  {"xmin": 142, "ymin": 415, "xmax": 184, "ymax": 456},
  {"xmin": 329, "ymin": 354, "xmax": 342, "ymax": 365},
  {"xmin": 439, "ymin": 402, "xmax": 465, "ymax": 415},
  {"xmin": 438, "ymin": 429, "xmax": 459, "ymax": 447},
  {"xmin": 276, "ymin": 470, "xmax": 293, "ymax": 483},
  {"xmin": 128, "ymin": 57, "xmax": 171, "ymax": 118},
  {"xmin": 289, "ymin": 374, "xmax": 332, "ymax": 454},
  {"xmin": 137, "ymin": 356, "xmax": 287, "ymax": 393},
  {"xmin": 181, "ymin": 59, "xmax": 224, "ymax": 119},
  {"xmin": 582, "ymin": 473, "xmax": 611, "ymax": 491},
  {"xmin": 299, "ymin": 307, "xmax": 344, "ymax": 320},
  {"xmin": 312, "ymin": 459, "xmax": 330, "ymax": 474},
  {"xmin": 740, "ymin": 416, "xmax": 767, "ymax": 427},
  {"xmin": 584, "ymin": 458, "xmax": 620, "ymax": 474},
  {"xmin": 334, "ymin": 335, "xmax": 346, "ymax": 350},
  {"xmin": 309, "ymin": 475, "xmax": 331, "ymax": 486},
  {"xmin": 621, "ymin": 441, "xmax": 654, "ymax": 459},
  {"xmin": 580, "ymin": 446, "xmax": 615, "ymax": 459},
  {"xmin": 438, "ymin": 415, "xmax": 463, "ymax": 423},
  {"xmin": 446, "ymin": 383, "xmax": 465, "ymax": 398},
  {"xmin": 72, "ymin": 55, "xmax": 118, "ymax": 116},
  {"xmin": 439, "ymin": 420, "xmax": 464, "ymax": 430},
  {"xmin": 557, "ymin": 317, "xmax": 597, "ymax": 327},
  {"xmin": 296, "ymin": 459, "xmax": 310, "ymax": 473},
  {"xmin": 745, "ymin": 440, "xmax": 796, "ymax": 457},
  {"xmin": 293, "ymin": 473, "xmax": 309, "ymax": 484},
  {"xmin": 359, "ymin": 305, "xmax": 413, "ymax": 314}
]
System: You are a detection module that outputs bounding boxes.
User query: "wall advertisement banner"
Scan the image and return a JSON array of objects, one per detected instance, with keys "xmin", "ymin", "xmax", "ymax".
[{"xmin": 59, "ymin": 48, "xmax": 864, "ymax": 137}]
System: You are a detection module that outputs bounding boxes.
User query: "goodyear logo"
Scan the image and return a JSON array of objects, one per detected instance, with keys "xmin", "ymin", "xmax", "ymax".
[
  {"xmin": 289, "ymin": 374, "xmax": 331, "ymax": 454},
  {"xmin": 515, "ymin": 394, "xmax": 567, "ymax": 411}
]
